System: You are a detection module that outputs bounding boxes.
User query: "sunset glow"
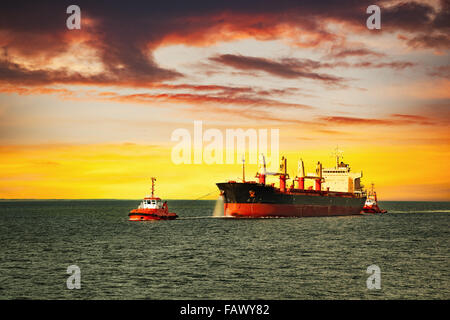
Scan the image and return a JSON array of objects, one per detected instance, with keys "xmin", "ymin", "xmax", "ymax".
[{"xmin": 0, "ymin": 1, "xmax": 449, "ymax": 200}]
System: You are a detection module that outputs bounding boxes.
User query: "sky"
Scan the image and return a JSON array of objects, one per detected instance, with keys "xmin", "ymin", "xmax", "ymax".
[{"xmin": 0, "ymin": 0, "xmax": 449, "ymax": 200}]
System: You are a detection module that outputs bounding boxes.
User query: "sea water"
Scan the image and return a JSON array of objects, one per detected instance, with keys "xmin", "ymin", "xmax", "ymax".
[{"xmin": 0, "ymin": 200, "xmax": 448, "ymax": 299}]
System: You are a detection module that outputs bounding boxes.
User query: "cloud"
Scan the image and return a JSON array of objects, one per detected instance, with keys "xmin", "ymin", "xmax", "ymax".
[
  {"xmin": 403, "ymin": 33, "xmax": 450, "ymax": 50},
  {"xmin": 208, "ymin": 53, "xmax": 415, "ymax": 84},
  {"xmin": 351, "ymin": 61, "xmax": 416, "ymax": 70},
  {"xmin": 386, "ymin": 0, "xmax": 450, "ymax": 49},
  {"xmin": 209, "ymin": 54, "xmax": 347, "ymax": 84},
  {"xmin": 0, "ymin": 0, "xmax": 447, "ymax": 90},
  {"xmin": 382, "ymin": 1, "xmax": 436, "ymax": 31},
  {"xmin": 429, "ymin": 65, "xmax": 450, "ymax": 79},
  {"xmin": 101, "ymin": 91, "xmax": 313, "ymax": 110},
  {"xmin": 390, "ymin": 113, "xmax": 434, "ymax": 125},
  {"xmin": 183, "ymin": 104, "xmax": 312, "ymax": 125},
  {"xmin": 319, "ymin": 114, "xmax": 435, "ymax": 126},
  {"xmin": 0, "ymin": 83, "xmax": 314, "ymax": 112},
  {"xmin": 327, "ymin": 48, "xmax": 386, "ymax": 59}
]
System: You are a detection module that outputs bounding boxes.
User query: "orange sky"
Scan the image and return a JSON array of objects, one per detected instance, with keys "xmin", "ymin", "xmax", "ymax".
[
  {"xmin": 0, "ymin": 1, "xmax": 449, "ymax": 200},
  {"xmin": 1, "ymin": 142, "xmax": 449, "ymax": 200}
]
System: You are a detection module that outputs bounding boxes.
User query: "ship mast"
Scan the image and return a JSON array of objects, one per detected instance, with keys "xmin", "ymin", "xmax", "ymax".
[
  {"xmin": 332, "ymin": 146, "xmax": 343, "ymax": 168},
  {"xmin": 151, "ymin": 177, "xmax": 156, "ymax": 198}
]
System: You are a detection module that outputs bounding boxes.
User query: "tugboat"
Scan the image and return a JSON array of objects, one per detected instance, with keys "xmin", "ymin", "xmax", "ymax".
[
  {"xmin": 128, "ymin": 178, "xmax": 178, "ymax": 221},
  {"xmin": 362, "ymin": 183, "xmax": 387, "ymax": 214}
]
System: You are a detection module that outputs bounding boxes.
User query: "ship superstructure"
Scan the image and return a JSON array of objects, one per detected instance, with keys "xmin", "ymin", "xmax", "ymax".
[{"xmin": 314, "ymin": 150, "xmax": 363, "ymax": 194}]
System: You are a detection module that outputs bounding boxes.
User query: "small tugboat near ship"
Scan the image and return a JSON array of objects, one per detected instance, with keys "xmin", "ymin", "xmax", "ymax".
[
  {"xmin": 362, "ymin": 183, "xmax": 387, "ymax": 214},
  {"xmin": 129, "ymin": 178, "xmax": 178, "ymax": 221}
]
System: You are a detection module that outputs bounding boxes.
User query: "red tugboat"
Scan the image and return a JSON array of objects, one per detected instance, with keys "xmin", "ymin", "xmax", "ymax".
[
  {"xmin": 128, "ymin": 178, "xmax": 178, "ymax": 221},
  {"xmin": 362, "ymin": 183, "xmax": 387, "ymax": 214}
]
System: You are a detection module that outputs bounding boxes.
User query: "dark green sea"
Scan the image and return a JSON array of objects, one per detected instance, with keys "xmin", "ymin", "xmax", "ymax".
[{"xmin": 0, "ymin": 200, "xmax": 448, "ymax": 300}]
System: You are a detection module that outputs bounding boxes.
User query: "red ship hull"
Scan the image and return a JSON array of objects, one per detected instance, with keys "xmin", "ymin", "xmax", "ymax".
[
  {"xmin": 224, "ymin": 203, "xmax": 363, "ymax": 218},
  {"xmin": 218, "ymin": 182, "xmax": 366, "ymax": 218}
]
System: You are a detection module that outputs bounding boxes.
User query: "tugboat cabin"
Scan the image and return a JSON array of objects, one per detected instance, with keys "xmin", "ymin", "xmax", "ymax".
[{"xmin": 139, "ymin": 197, "xmax": 163, "ymax": 210}]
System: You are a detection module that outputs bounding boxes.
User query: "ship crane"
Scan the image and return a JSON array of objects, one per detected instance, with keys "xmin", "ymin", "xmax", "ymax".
[
  {"xmin": 255, "ymin": 154, "xmax": 292, "ymax": 193},
  {"xmin": 294, "ymin": 159, "xmax": 324, "ymax": 191},
  {"xmin": 257, "ymin": 155, "xmax": 325, "ymax": 192},
  {"xmin": 255, "ymin": 154, "xmax": 289, "ymax": 184},
  {"xmin": 276, "ymin": 156, "xmax": 289, "ymax": 192}
]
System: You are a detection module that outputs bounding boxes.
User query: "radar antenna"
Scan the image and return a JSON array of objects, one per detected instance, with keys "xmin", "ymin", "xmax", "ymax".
[{"xmin": 331, "ymin": 146, "xmax": 344, "ymax": 168}]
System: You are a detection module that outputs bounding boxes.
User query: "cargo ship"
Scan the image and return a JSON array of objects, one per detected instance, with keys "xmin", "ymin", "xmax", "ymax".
[
  {"xmin": 129, "ymin": 178, "xmax": 178, "ymax": 221},
  {"xmin": 217, "ymin": 152, "xmax": 367, "ymax": 218}
]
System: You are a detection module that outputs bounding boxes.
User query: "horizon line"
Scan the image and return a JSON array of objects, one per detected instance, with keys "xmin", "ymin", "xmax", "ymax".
[{"xmin": 0, "ymin": 198, "xmax": 449, "ymax": 202}]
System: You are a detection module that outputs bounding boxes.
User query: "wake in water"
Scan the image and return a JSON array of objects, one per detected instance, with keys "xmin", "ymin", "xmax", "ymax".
[
  {"xmin": 177, "ymin": 216, "xmax": 217, "ymax": 220},
  {"xmin": 389, "ymin": 210, "xmax": 450, "ymax": 213},
  {"xmin": 212, "ymin": 195, "xmax": 224, "ymax": 217}
]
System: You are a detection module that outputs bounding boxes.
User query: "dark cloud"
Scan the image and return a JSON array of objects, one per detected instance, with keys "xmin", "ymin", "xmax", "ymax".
[
  {"xmin": 210, "ymin": 54, "xmax": 346, "ymax": 84},
  {"xmin": 382, "ymin": 1, "xmax": 435, "ymax": 32},
  {"xmin": 433, "ymin": 0, "xmax": 450, "ymax": 29},
  {"xmin": 0, "ymin": 82, "xmax": 314, "ymax": 111},
  {"xmin": 101, "ymin": 90, "xmax": 314, "ymax": 110},
  {"xmin": 327, "ymin": 48, "xmax": 386, "ymax": 59},
  {"xmin": 384, "ymin": 0, "xmax": 450, "ymax": 49},
  {"xmin": 405, "ymin": 33, "xmax": 450, "ymax": 50},
  {"xmin": 0, "ymin": 0, "xmax": 447, "ymax": 88},
  {"xmin": 209, "ymin": 53, "xmax": 414, "ymax": 82},
  {"xmin": 351, "ymin": 61, "xmax": 415, "ymax": 70},
  {"xmin": 429, "ymin": 65, "xmax": 450, "ymax": 79}
]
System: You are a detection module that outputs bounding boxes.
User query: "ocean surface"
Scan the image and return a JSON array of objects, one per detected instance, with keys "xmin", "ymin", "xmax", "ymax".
[{"xmin": 0, "ymin": 200, "xmax": 448, "ymax": 300}]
